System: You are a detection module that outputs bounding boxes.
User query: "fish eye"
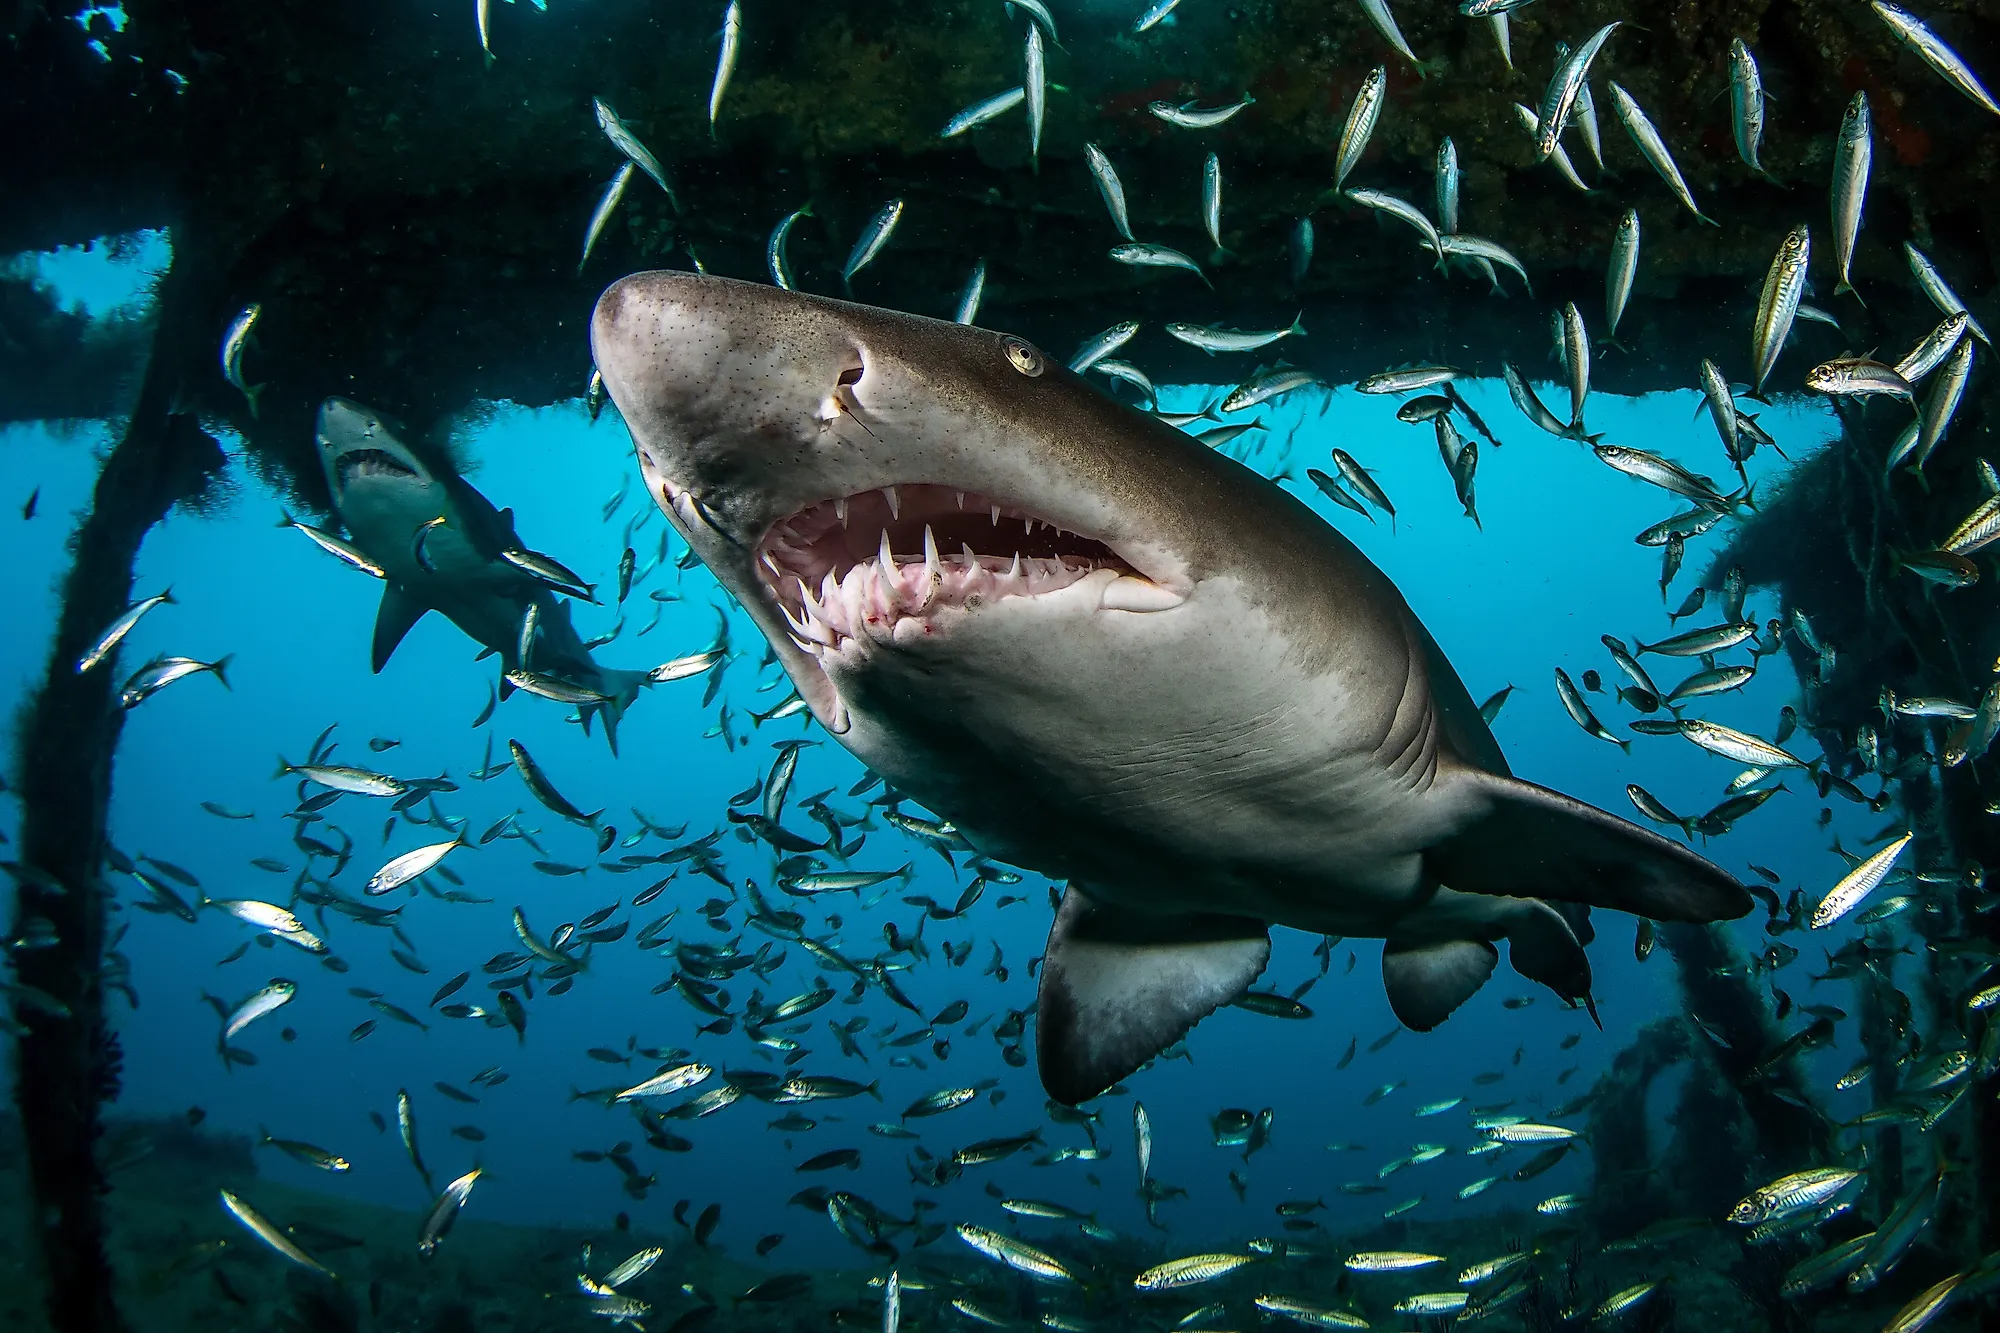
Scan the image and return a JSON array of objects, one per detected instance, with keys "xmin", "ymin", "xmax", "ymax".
[{"xmin": 1002, "ymin": 337, "xmax": 1045, "ymax": 377}]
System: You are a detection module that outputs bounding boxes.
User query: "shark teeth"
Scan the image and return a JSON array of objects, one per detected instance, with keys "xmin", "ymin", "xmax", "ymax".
[{"xmin": 753, "ymin": 482, "xmax": 1175, "ymax": 652}]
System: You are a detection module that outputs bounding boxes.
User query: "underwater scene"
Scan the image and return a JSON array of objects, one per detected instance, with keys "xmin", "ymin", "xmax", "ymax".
[{"xmin": 6, "ymin": 1, "xmax": 2000, "ymax": 1331}]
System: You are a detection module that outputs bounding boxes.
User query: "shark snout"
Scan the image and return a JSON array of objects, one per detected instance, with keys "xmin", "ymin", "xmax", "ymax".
[
  {"xmin": 315, "ymin": 396, "xmax": 428, "ymax": 502},
  {"xmin": 591, "ymin": 272, "xmax": 889, "ymax": 530}
]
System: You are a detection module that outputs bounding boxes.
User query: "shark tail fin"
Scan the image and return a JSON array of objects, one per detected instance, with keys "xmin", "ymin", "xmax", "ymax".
[
  {"xmin": 1036, "ymin": 885, "xmax": 1269, "ymax": 1105},
  {"xmin": 1428, "ymin": 767, "xmax": 1753, "ymax": 924}
]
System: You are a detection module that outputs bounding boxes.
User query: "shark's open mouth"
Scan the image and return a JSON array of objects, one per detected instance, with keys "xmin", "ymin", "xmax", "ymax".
[
  {"xmin": 753, "ymin": 484, "xmax": 1180, "ymax": 652},
  {"xmin": 336, "ymin": 448, "xmax": 420, "ymax": 486}
]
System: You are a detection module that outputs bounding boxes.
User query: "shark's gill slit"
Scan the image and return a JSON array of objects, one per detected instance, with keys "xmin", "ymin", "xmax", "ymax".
[{"xmin": 756, "ymin": 483, "xmax": 1172, "ymax": 650}]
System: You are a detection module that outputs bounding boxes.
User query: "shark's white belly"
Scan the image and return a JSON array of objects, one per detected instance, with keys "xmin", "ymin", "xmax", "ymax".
[{"xmin": 820, "ymin": 572, "xmax": 1476, "ymax": 934}]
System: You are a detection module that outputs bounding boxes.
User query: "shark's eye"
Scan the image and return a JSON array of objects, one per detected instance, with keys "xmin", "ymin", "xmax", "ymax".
[{"xmin": 1002, "ymin": 337, "xmax": 1044, "ymax": 377}]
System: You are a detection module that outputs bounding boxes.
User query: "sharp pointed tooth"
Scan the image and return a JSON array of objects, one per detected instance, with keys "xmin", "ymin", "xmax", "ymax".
[
  {"xmin": 1008, "ymin": 551, "xmax": 1023, "ymax": 581},
  {"xmin": 960, "ymin": 542, "xmax": 978, "ymax": 566},
  {"xmin": 761, "ymin": 551, "xmax": 782, "ymax": 577},
  {"xmin": 799, "ymin": 577, "xmax": 827, "ymax": 619},
  {"xmin": 834, "ymin": 496, "xmax": 848, "ymax": 526},
  {"xmin": 991, "ymin": 503, "xmax": 1001, "ymax": 525},
  {"xmin": 1024, "ymin": 517, "xmax": 1036, "ymax": 536},
  {"xmin": 878, "ymin": 526, "xmax": 895, "ymax": 572},
  {"xmin": 873, "ymin": 563, "xmax": 903, "ymax": 618},
  {"xmin": 955, "ymin": 491, "xmax": 965, "ymax": 509},
  {"xmin": 884, "ymin": 486, "xmax": 900, "ymax": 520},
  {"xmin": 918, "ymin": 525, "xmax": 940, "ymax": 608},
  {"xmin": 800, "ymin": 604, "xmax": 837, "ymax": 647}
]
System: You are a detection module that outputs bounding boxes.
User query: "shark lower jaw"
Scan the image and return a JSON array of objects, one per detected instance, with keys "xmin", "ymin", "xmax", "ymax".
[{"xmin": 748, "ymin": 483, "xmax": 1185, "ymax": 658}]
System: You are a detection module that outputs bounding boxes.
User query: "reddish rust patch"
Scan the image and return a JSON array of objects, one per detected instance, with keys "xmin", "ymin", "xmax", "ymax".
[
  {"xmin": 1100, "ymin": 77, "xmax": 1189, "ymax": 116},
  {"xmin": 1323, "ymin": 65, "xmax": 1378, "ymax": 115},
  {"xmin": 1843, "ymin": 55, "xmax": 1931, "ymax": 166},
  {"xmin": 1096, "ymin": 76, "xmax": 1193, "ymax": 137}
]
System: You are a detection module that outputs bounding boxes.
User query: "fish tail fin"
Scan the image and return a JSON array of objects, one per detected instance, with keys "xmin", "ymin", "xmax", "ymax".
[
  {"xmin": 1289, "ymin": 311, "xmax": 1306, "ymax": 338},
  {"xmin": 272, "ymin": 754, "xmax": 294, "ymax": 780},
  {"xmin": 160, "ymin": 586, "xmax": 177, "ymax": 605},
  {"xmin": 210, "ymin": 655, "xmax": 235, "ymax": 691},
  {"xmin": 1835, "ymin": 279, "xmax": 1869, "ymax": 309},
  {"xmin": 245, "ymin": 383, "xmax": 265, "ymax": 419},
  {"xmin": 276, "ymin": 510, "xmax": 295, "ymax": 529},
  {"xmin": 1696, "ymin": 211, "xmax": 1722, "ymax": 228}
]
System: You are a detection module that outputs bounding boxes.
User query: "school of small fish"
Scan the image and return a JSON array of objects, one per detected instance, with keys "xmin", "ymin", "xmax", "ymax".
[{"xmin": 14, "ymin": 0, "xmax": 2000, "ymax": 1329}]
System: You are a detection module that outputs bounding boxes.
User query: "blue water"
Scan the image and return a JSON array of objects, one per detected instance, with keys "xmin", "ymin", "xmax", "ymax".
[{"xmin": 0, "ymin": 233, "xmax": 1869, "ymax": 1271}]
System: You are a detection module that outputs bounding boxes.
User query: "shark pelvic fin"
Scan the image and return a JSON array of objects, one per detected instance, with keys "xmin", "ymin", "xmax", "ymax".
[
  {"xmin": 1381, "ymin": 937, "xmax": 1496, "ymax": 1031},
  {"xmin": 1036, "ymin": 886, "xmax": 1269, "ymax": 1105},
  {"xmin": 1427, "ymin": 768, "xmax": 1753, "ymax": 923},
  {"xmin": 371, "ymin": 585, "xmax": 430, "ymax": 672},
  {"xmin": 1503, "ymin": 898, "xmax": 1595, "ymax": 1012}
]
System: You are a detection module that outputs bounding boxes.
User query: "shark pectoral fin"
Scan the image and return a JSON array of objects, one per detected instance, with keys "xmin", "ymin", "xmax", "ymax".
[
  {"xmin": 1429, "ymin": 768, "xmax": 1753, "ymax": 923},
  {"xmin": 371, "ymin": 585, "xmax": 429, "ymax": 673},
  {"xmin": 1382, "ymin": 937, "xmax": 1497, "ymax": 1031},
  {"xmin": 1036, "ymin": 886, "xmax": 1269, "ymax": 1106}
]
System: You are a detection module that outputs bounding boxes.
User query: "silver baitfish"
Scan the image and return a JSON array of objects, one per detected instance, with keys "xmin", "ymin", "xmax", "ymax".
[{"xmin": 1830, "ymin": 92, "xmax": 1872, "ymax": 301}]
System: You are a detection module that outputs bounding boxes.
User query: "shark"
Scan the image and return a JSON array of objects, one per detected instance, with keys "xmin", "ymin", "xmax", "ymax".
[
  {"xmin": 588, "ymin": 273, "xmax": 1752, "ymax": 1106},
  {"xmin": 312, "ymin": 396, "xmax": 645, "ymax": 752}
]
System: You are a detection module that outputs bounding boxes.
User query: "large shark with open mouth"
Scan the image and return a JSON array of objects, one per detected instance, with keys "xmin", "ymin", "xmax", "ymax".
[
  {"xmin": 589, "ymin": 273, "xmax": 1751, "ymax": 1105},
  {"xmin": 313, "ymin": 396, "xmax": 646, "ymax": 751}
]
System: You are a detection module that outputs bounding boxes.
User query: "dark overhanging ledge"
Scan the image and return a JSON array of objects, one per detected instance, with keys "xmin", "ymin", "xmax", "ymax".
[{"xmin": 2, "ymin": 0, "xmax": 1993, "ymax": 480}]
